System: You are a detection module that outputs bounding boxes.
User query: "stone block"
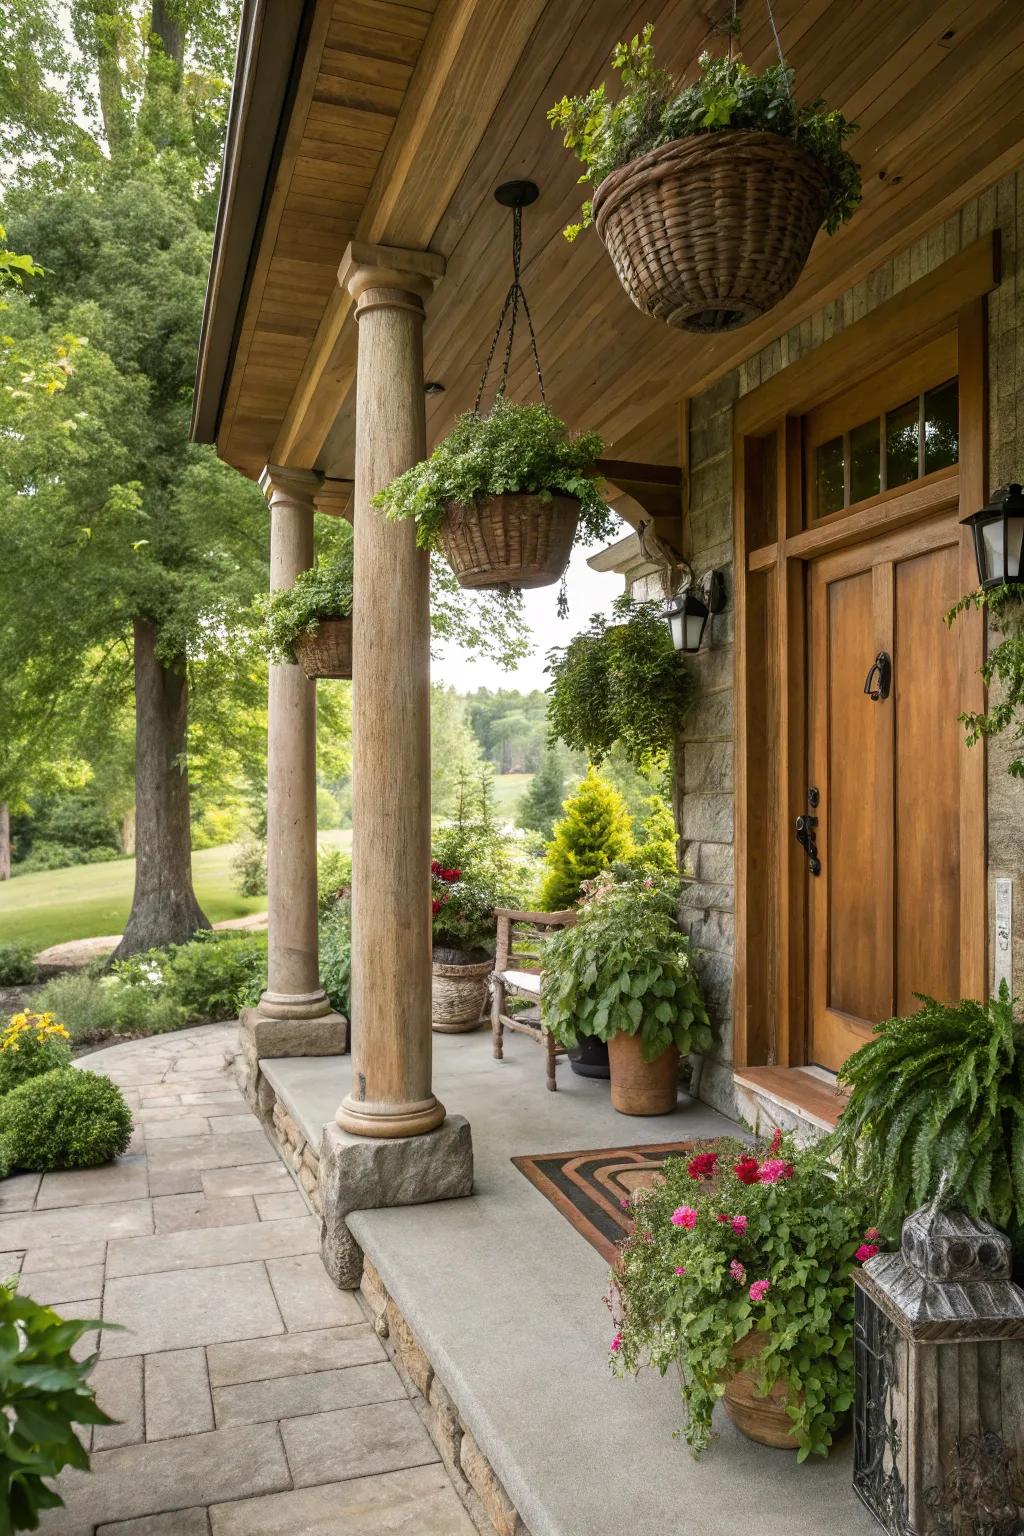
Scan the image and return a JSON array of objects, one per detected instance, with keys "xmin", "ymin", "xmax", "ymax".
[
  {"xmin": 427, "ymin": 1375, "xmax": 465, "ymax": 1487},
  {"xmin": 460, "ymin": 1429, "xmax": 521, "ymax": 1536},
  {"xmin": 213, "ymin": 1361, "xmax": 403, "ymax": 1427},
  {"xmin": 101, "ymin": 1262, "xmax": 283, "ymax": 1357},
  {"xmin": 683, "ymin": 741, "xmax": 733, "ymax": 794},
  {"xmin": 696, "ymin": 843, "xmax": 734, "ymax": 885},
  {"xmin": 98, "ymin": 1510, "xmax": 209, "ymax": 1536},
  {"xmin": 265, "ymin": 1252, "xmax": 364, "ymax": 1331},
  {"xmin": 106, "ymin": 1216, "xmax": 317, "ymax": 1278},
  {"xmin": 254, "ymin": 1190, "xmax": 307, "ymax": 1222},
  {"xmin": 385, "ymin": 1300, "xmax": 433, "ymax": 1397},
  {"xmin": 23, "ymin": 1265, "xmax": 105, "ymax": 1306},
  {"xmin": 318, "ymin": 1116, "xmax": 473, "ymax": 1289},
  {"xmin": 201, "ymin": 1163, "xmax": 290, "ymax": 1199},
  {"xmin": 91, "ymin": 1357, "xmax": 144, "ymax": 1451},
  {"xmin": 682, "ymin": 907, "xmax": 735, "ymax": 955},
  {"xmin": 279, "ymin": 1399, "xmax": 438, "ymax": 1488},
  {"xmin": 208, "ymin": 1465, "xmax": 478, "ymax": 1536},
  {"xmin": 360, "ymin": 1257, "xmax": 388, "ymax": 1317},
  {"xmin": 208, "ymin": 1324, "xmax": 383, "ymax": 1388},
  {"xmin": 144, "ymin": 1347, "xmax": 214, "ymax": 1440},
  {"xmin": 240, "ymin": 1008, "xmax": 347, "ymax": 1060},
  {"xmin": 681, "ymin": 793, "xmax": 734, "ymax": 844}
]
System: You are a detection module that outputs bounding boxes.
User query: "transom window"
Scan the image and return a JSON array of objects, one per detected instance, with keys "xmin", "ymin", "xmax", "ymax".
[{"xmin": 802, "ymin": 333, "xmax": 959, "ymax": 522}]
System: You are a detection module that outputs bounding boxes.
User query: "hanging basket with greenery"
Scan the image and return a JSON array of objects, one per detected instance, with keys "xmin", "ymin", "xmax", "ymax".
[
  {"xmin": 373, "ymin": 191, "xmax": 613, "ymax": 599},
  {"xmin": 266, "ymin": 558, "xmax": 353, "ymax": 680},
  {"xmin": 549, "ymin": 24, "xmax": 860, "ymax": 333},
  {"xmin": 546, "ymin": 596, "xmax": 693, "ymax": 770}
]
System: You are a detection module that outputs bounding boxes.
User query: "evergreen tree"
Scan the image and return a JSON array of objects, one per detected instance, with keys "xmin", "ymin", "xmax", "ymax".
[
  {"xmin": 517, "ymin": 746, "xmax": 566, "ymax": 842},
  {"xmin": 630, "ymin": 793, "xmax": 679, "ymax": 876},
  {"xmin": 539, "ymin": 767, "xmax": 634, "ymax": 910}
]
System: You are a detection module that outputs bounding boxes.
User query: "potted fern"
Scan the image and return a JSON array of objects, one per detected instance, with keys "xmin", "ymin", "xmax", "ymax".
[
  {"xmin": 549, "ymin": 26, "xmax": 860, "ymax": 333},
  {"xmin": 373, "ymin": 398, "xmax": 614, "ymax": 596},
  {"xmin": 266, "ymin": 556, "xmax": 353, "ymax": 680},
  {"xmin": 828, "ymin": 986, "xmax": 1024, "ymax": 1269}
]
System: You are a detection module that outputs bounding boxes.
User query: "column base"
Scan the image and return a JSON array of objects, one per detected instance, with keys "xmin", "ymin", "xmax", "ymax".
[
  {"xmin": 240, "ymin": 1004, "xmax": 348, "ymax": 1058},
  {"xmin": 256, "ymin": 986, "xmax": 338, "ymax": 1021},
  {"xmin": 318, "ymin": 1115, "xmax": 473, "ymax": 1288},
  {"xmin": 336, "ymin": 1092, "xmax": 446, "ymax": 1139}
]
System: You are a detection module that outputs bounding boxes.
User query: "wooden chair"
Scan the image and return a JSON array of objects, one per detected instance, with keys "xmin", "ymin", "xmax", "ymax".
[{"xmin": 490, "ymin": 908, "xmax": 577, "ymax": 1091}]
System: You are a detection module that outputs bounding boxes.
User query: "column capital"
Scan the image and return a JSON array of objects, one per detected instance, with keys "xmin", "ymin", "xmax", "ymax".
[
  {"xmin": 259, "ymin": 463, "xmax": 323, "ymax": 510},
  {"xmin": 338, "ymin": 241, "xmax": 445, "ymax": 307},
  {"xmin": 315, "ymin": 478, "xmax": 354, "ymax": 522}
]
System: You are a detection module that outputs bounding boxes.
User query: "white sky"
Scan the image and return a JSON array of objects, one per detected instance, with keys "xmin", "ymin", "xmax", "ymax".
[{"xmin": 431, "ymin": 538, "xmax": 627, "ymax": 692}]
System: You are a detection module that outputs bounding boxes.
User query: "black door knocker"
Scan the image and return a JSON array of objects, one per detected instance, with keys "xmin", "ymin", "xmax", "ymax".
[{"xmin": 863, "ymin": 651, "xmax": 892, "ymax": 702}]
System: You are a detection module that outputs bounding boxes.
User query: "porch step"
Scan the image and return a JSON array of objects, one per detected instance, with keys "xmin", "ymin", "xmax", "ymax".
[{"xmin": 733, "ymin": 1065, "xmax": 847, "ymax": 1133}]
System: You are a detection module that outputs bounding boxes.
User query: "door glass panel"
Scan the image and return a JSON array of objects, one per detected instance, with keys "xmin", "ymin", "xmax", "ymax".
[
  {"xmin": 885, "ymin": 398, "xmax": 919, "ymax": 488},
  {"xmin": 815, "ymin": 436, "xmax": 845, "ymax": 516},
  {"xmin": 923, "ymin": 377, "xmax": 959, "ymax": 473},
  {"xmin": 849, "ymin": 418, "xmax": 881, "ymax": 503}
]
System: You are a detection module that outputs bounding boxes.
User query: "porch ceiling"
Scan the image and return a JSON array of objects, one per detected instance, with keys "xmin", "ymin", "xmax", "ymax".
[{"xmin": 196, "ymin": 0, "xmax": 1024, "ymax": 480}]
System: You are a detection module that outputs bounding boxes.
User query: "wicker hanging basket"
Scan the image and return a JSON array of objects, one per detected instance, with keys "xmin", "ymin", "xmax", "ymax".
[
  {"xmin": 591, "ymin": 131, "xmax": 831, "ymax": 334},
  {"xmin": 291, "ymin": 617, "xmax": 353, "ymax": 680},
  {"xmin": 441, "ymin": 493, "xmax": 579, "ymax": 591},
  {"xmin": 431, "ymin": 955, "xmax": 493, "ymax": 1033}
]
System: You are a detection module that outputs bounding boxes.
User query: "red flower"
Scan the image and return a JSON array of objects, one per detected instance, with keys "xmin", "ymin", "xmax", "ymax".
[
  {"xmin": 768, "ymin": 1127, "xmax": 783, "ymax": 1155},
  {"xmin": 431, "ymin": 860, "xmax": 442, "ymax": 875},
  {"xmin": 431, "ymin": 898, "xmax": 442, "ymax": 916},
  {"xmin": 855, "ymin": 1243, "xmax": 879, "ymax": 1263},
  {"xmin": 734, "ymin": 1155, "xmax": 760, "ymax": 1186},
  {"xmin": 863, "ymin": 1227, "xmax": 880, "ymax": 1242},
  {"xmin": 687, "ymin": 1152, "xmax": 719, "ymax": 1182},
  {"xmin": 446, "ymin": 868, "xmax": 461, "ymax": 882},
  {"xmin": 715, "ymin": 1212, "xmax": 729, "ymax": 1223}
]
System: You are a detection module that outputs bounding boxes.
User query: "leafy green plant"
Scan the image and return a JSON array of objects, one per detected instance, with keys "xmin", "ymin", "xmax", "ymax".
[
  {"xmin": 0, "ymin": 1068, "xmax": 133, "ymax": 1172},
  {"xmin": 231, "ymin": 839, "xmax": 267, "ymax": 898},
  {"xmin": 0, "ymin": 944, "xmax": 36, "ymax": 987},
  {"xmin": 829, "ymin": 986, "xmax": 1024, "ymax": 1254},
  {"xmin": 0, "ymin": 1013, "xmax": 72, "ymax": 1097},
  {"xmin": 612, "ymin": 1133, "xmax": 873, "ymax": 1458},
  {"xmin": 542, "ymin": 873, "xmax": 713, "ymax": 1059},
  {"xmin": 112, "ymin": 933, "xmax": 268, "ymax": 1023},
  {"xmin": 539, "ymin": 767, "xmax": 634, "ymax": 910},
  {"xmin": 626, "ymin": 794, "xmax": 679, "ymax": 877},
  {"xmin": 372, "ymin": 399, "xmax": 613, "ymax": 558},
  {"xmin": 546, "ymin": 598, "xmax": 693, "ymax": 770},
  {"xmin": 431, "ymin": 771, "xmax": 535, "ymax": 956},
  {"xmin": 12, "ymin": 842, "xmax": 122, "ymax": 876},
  {"xmin": 549, "ymin": 27, "xmax": 860, "ymax": 240},
  {"xmin": 946, "ymin": 584, "xmax": 1024, "ymax": 776},
  {"xmin": 33, "ymin": 972, "xmax": 184, "ymax": 1044},
  {"xmin": 317, "ymin": 847, "xmax": 352, "ymax": 917},
  {"xmin": 0, "ymin": 1280, "xmax": 113, "ymax": 1532},
  {"xmin": 318, "ymin": 898, "xmax": 352, "ymax": 1017},
  {"xmin": 266, "ymin": 553, "xmax": 353, "ymax": 664}
]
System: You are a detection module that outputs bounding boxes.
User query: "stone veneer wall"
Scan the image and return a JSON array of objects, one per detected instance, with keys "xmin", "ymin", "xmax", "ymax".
[{"xmin": 667, "ymin": 173, "xmax": 1024, "ymax": 1118}]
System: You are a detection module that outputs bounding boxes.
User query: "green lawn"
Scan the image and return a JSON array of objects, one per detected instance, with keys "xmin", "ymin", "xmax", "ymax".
[
  {"xmin": 490, "ymin": 772, "xmax": 532, "ymax": 822},
  {"xmin": 0, "ymin": 831, "xmax": 352, "ymax": 954}
]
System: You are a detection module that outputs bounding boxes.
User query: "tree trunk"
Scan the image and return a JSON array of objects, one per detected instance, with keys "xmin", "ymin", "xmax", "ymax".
[
  {"xmin": 111, "ymin": 618, "xmax": 209, "ymax": 959},
  {"xmin": 0, "ymin": 804, "xmax": 9, "ymax": 881}
]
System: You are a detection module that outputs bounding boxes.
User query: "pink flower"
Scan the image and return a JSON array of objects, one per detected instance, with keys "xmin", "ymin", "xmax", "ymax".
[
  {"xmin": 863, "ymin": 1227, "xmax": 880, "ymax": 1242},
  {"xmin": 729, "ymin": 1259, "xmax": 746, "ymax": 1283},
  {"xmin": 610, "ymin": 1332, "xmax": 622, "ymax": 1353},
  {"xmin": 757, "ymin": 1159, "xmax": 794, "ymax": 1184},
  {"xmin": 670, "ymin": 1206, "xmax": 698, "ymax": 1230},
  {"xmin": 687, "ymin": 1152, "xmax": 718, "ymax": 1182},
  {"xmin": 749, "ymin": 1279, "xmax": 771, "ymax": 1303},
  {"xmin": 619, "ymin": 1198, "xmax": 630, "ymax": 1210},
  {"xmin": 731, "ymin": 1214, "xmax": 748, "ymax": 1235},
  {"xmin": 674, "ymin": 1265, "xmax": 686, "ymax": 1276},
  {"xmin": 855, "ymin": 1243, "xmax": 879, "ymax": 1263}
]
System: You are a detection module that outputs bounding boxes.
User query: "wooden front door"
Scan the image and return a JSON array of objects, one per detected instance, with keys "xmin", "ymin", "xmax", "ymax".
[{"xmin": 807, "ymin": 507, "xmax": 965, "ymax": 1071}]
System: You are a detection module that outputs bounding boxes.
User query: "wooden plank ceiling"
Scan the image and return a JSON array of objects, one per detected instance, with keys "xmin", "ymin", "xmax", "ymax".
[{"xmin": 217, "ymin": 0, "xmax": 1024, "ymax": 480}]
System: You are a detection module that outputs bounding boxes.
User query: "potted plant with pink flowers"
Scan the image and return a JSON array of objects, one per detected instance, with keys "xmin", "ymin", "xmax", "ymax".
[{"xmin": 609, "ymin": 1131, "xmax": 875, "ymax": 1459}]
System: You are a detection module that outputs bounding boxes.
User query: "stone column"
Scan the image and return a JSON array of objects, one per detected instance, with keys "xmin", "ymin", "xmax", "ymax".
[
  {"xmin": 336, "ymin": 242, "xmax": 446, "ymax": 1139},
  {"xmin": 242, "ymin": 465, "xmax": 346, "ymax": 1068}
]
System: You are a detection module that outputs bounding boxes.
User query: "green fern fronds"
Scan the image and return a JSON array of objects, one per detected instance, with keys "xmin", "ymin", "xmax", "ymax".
[{"xmin": 830, "ymin": 985, "xmax": 1023, "ymax": 1255}]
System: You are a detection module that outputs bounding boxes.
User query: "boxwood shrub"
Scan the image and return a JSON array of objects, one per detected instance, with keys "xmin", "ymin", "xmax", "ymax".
[{"xmin": 0, "ymin": 1069, "xmax": 133, "ymax": 1172}]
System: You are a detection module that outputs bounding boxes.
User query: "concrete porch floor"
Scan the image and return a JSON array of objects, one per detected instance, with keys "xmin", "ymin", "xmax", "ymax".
[{"xmin": 265, "ymin": 1030, "xmax": 877, "ymax": 1536}]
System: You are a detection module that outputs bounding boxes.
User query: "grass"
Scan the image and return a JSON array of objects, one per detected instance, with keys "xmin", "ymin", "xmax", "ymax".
[
  {"xmin": 490, "ymin": 772, "xmax": 533, "ymax": 822},
  {"xmin": 0, "ymin": 832, "xmax": 352, "ymax": 954}
]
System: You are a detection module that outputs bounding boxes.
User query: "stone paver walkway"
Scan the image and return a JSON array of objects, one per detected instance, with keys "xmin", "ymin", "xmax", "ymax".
[{"xmin": 0, "ymin": 1024, "xmax": 477, "ymax": 1534}]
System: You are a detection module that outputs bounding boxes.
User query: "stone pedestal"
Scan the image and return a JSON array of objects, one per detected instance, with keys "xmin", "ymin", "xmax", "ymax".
[{"xmin": 318, "ymin": 1115, "xmax": 473, "ymax": 1288}]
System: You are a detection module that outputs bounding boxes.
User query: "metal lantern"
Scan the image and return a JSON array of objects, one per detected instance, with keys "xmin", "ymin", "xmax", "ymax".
[
  {"xmin": 664, "ymin": 571, "xmax": 726, "ymax": 654},
  {"xmin": 961, "ymin": 482, "xmax": 1024, "ymax": 590},
  {"xmin": 853, "ymin": 1207, "xmax": 1024, "ymax": 1535}
]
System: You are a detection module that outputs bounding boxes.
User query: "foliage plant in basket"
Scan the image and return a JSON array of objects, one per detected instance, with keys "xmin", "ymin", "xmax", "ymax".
[
  {"xmin": 542, "ymin": 872, "xmax": 714, "ymax": 1113},
  {"xmin": 610, "ymin": 1131, "xmax": 875, "ymax": 1457},
  {"xmin": 374, "ymin": 398, "xmax": 613, "ymax": 599},
  {"xmin": 266, "ymin": 552, "xmax": 353, "ymax": 679},
  {"xmin": 549, "ymin": 25, "xmax": 860, "ymax": 332}
]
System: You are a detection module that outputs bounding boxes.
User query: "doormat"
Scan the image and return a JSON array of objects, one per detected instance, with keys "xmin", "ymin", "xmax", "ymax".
[{"xmin": 512, "ymin": 1143, "xmax": 697, "ymax": 1264}]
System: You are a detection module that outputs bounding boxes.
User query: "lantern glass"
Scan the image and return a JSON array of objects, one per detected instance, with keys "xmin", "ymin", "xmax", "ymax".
[
  {"xmin": 962, "ymin": 483, "xmax": 1024, "ymax": 589},
  {"xmin": 664, "ymin": 590, "xmax": 708, "ymax": 653}
]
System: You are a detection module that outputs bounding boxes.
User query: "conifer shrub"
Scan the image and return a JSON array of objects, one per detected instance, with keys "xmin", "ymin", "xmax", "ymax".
[
  {"xmin": 0, "ymin": 1069, "xmax": 133, "ymax": 1172},
  {"xmin": 539, "ymin": 767, "xmax": 634, "ymax": 909}
]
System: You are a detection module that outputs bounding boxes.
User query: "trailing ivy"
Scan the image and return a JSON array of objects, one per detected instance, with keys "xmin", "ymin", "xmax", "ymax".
[
  {"xmin": 546, "ymin": 596, "xmax": 693, "ymax": 770},
  {"xmin": 946, "ymin": 584, "xmax": 1024, "ymax": 776},
  {"xmin": 549, "ymin": 26, "xmax": 860, "ymax": 240},
  {"xmin": 828, "ymin": 986, "xmax": 1024, "ymax": 1258}
]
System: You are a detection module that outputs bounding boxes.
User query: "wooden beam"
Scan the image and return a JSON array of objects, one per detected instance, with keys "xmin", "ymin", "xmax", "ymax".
[
  {"xmin": 272, "ymin": 0, "xmax": 549, "ymax": 470},
  {"xmin": 596, "ymin": 458, "xmax": 685, "ymax": 557}
]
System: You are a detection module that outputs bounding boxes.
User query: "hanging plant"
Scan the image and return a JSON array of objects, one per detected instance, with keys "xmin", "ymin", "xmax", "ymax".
[
  {"xmin": 548, "ymin": 24, "xmax": 860, "ymax": 332},
  {"xmin": 266, "ymin": 556, "xmax": 353, "ymax": 680},
  {"xmin": 946, "ymin": 584, "xmax": 1024, "ymax": 776},
  {"xmin": 373, "ymin": 184, "xmax": 614, "ymax": 600},
  {"xmin": 546, "ymin": 596, "xmax": 693, "ymax": 769}
]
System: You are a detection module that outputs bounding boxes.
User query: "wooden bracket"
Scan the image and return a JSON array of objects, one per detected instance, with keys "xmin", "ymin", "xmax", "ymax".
[{"xmin": 596, "ymin": 458, "xmax": 687, "ymax": 592}]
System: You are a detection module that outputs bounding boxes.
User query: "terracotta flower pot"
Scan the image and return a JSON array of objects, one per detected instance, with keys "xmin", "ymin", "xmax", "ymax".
[
  {"xmin": 431, "ymin": 956, "xmax": 492, "ymax": 1033},
  {"xmin": 607, "ymin": 1033, "xmax": 679, "ymax": 1115},
  {"xmin": 722, "ymin": 1330, "xmax": 799, "ymax": 1450}
]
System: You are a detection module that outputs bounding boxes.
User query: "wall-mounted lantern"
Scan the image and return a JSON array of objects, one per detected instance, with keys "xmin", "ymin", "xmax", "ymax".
[
  {"xmin": 961, "ymin": 482, "xmax": 1024, "ymax": 590},
  {"xmin": 664, "ymin": 570, "xmax": 726, "ymax": 653},
  {"xmin": 852, "ymin": 1206, "xmax": 1024, "ymax": 1536}
]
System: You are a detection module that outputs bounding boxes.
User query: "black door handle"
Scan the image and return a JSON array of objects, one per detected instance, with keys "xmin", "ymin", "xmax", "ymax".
[
  {"xmin": 864, "ymin": 651, "xmax": 892, "ymax": 701},
  {"xmin": 795, "ymin": 814, "xmax": 821, "ymax": 876}
]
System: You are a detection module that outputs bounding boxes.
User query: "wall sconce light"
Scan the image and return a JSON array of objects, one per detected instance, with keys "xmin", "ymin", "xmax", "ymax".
[
  {"xmin": 664, "ymin": 570, "xmax": 726, "ymax": 653},
  {"xmin": 961, "ymin": 482, "xmax": 1024, "ymax": 590}
]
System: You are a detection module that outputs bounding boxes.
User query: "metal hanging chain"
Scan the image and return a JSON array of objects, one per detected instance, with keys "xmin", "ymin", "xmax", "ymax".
[
  {"xmin": 473, "ymin": 202, "xmax": 546, "ymax": 415},
  {"xmin": 763, "ymin": 0, "xmax": 791, "ymax": 92}
]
